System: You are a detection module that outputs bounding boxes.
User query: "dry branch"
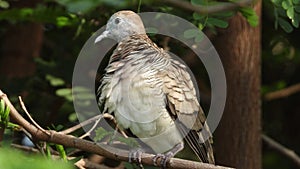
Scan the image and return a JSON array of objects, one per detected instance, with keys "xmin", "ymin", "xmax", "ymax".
[
  {"xmin": 264, "ymin": 83, "xmax": 300, "ymax": 101},
  {"xmin": 262, "ymin": 134, "xmax": 300, "ymax": 167},
  {"xmin": 163, "ymin": 0, "xmax": 253, "ymax": 14},
  {"xmin": 60, "ymin": 114, "xmax": 102, "ymax": 135},
  {"xmin": 0, "ymin": 89, "xmax": 234, "ymax": 169}
]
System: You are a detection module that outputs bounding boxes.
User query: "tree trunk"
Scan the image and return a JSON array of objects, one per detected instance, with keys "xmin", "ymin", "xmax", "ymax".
[
  {"xmin": 0, "ymin": 0, "xmax": 43, "ymax": 78},
  {"xmin": 213, "ymin": 1, "xmax": 262, "ymax": 169}
]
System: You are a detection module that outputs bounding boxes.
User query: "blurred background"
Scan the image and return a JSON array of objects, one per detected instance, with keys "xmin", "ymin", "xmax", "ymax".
[{"xmin": 0, "ymin": 0, "xmax": 300, "ymax": 169}]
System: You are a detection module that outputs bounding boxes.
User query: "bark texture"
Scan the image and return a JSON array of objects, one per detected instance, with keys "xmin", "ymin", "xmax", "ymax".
[
  {"xmin": 0, "ymin": 0, "xmax": 43, "ymax": 78},
  {"xmin": 213, "ymin": 1, "xmax": 262, "ymax": 169}
]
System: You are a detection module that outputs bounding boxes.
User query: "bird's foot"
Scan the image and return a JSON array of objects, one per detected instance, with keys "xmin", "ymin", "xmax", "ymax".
[
  {"xmin": 152, "ymin": 142, "xmax": 184, "ymax": 169},
  {"xmin": 129, "ymin": 148, "xmax": 144, "ymax": 169},
  {"xmin": 152, "ymin": 151, "xmax": 174, "ymax": 169}
]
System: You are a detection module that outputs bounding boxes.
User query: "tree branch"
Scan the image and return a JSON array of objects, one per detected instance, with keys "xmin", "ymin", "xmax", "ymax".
[
  {"xmin": 0, "ymin": 89, "xmax": 234, "ymax": 169},
  {"xmin": 264, "ymin": 83, "xmax": 300, "ymax": 101},
  {"xmin": 162, "ymin": 0, "xmax": 253, "ymax": 14},
  {"xmin": 60, "ymin": 114, "xmax": 102, "ymax": 135},
  {"xmin": 262, "ymin": 134, "xmax": 300, "ymax": 167},
  {"xmin": 18, "ymin": 96, "xmax": 49, "ymax": 136}
]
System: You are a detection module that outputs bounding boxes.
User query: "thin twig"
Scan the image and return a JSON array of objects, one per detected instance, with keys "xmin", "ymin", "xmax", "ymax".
[
  {"xmin": 0, "ymin": 89, "xmax": 234, "ymax": 169},
  {"xmin": 19, "ymin": 126, "xmax": 45, "ymax": 154},
  {"xmin": 264, "ymin": 83, "xmax": 300, "ymax": 101},
  {"xmin": 163, "ymin": 0, "xmax": 253, "ymax": 14},
  {"xmin": 11, "ymin": 143, "xmax": 39, "ymax": 153},
  {"xmin": 18, "ymin": 96, "xmax": 50, "ymax": 136},
  {"xmin": 80, "ymin": 116, "xmax": 102, "ymax": 139},
  {"xmin": 103, "ymin": 113, "xmax": 128, "ymax": 138},
  {"xmin": 262, "ymin": 134, "xmax": 300, "ymax": 167},
  {"xmin": 60, "ymin": 115, "xmax": 102, "ymax": 135}
]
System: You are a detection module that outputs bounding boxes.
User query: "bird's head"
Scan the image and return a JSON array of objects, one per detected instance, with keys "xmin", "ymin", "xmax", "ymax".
[{"xmin": 95, "ymin": 10, "xmax": 146, "ymax": 43}]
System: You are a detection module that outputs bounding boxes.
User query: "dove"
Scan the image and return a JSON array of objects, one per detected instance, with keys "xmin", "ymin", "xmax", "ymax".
[{"xmin": 95, "ymin": 10, "xmax": 215, "ymax": 168}]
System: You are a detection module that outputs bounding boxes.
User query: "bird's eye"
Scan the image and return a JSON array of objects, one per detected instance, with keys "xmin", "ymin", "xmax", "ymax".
[{"xmin": 114, "ymin": 18, "xmax": 121, "ymax": 24}]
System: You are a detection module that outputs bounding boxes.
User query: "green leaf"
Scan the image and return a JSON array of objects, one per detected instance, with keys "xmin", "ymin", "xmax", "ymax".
[
  {"xmin": 55, "ymin": 144, "xmax": 67, "ymax": 161},
  {"xmin": 0, "ymin": 99, "xmax": 5, "ymax": 116},
  {"xmin": 46, "ymin": 74, "xmax": 65, "ymax": 87},
  {"xmin": 3, "ymin": 103, "xmax": 10, "ymax": 122},
  {"xmin": 287, "ymin": 7, "xmax": 294, "ymax": 19},
  {"xmin": 278, "ymin": 17, "xmax": 293, "ymax": 32},
  {"xmin": 277, "ymin": 7, "xmax": 287, "ymax": 16},
  {"xmin": 295, "ymin": 5, "xmax": 300, "ymax": 12},
  {"xmin": 51, "ymin": 124, "xmax": 64, "ymax": 131},
  {"xmin": 193, "ymin": 12, "xmax": 205, "ymax": 20},
  {"xmin": 282, "ymin": 1, "xmax": 291, "ymax": 9},
  {"xmin": 56, "ymin": 16, "xmax": 71, "ymax": 27},
  {"xmin": 0, "ymin": 99, "xmax": 9, "ymax": 125},
  {"xmin": 72, "ymin": 86, "xmax": 91, "ymax": 93},
  {"xmin": 56, "ymin": 88, "xmax": 72, "ymax": 96},
  {"xmin": 184, "ymin": 29, "xmax": 198, "ymax": 39},
  {"xmin": 198, "ymin": 23, "xmax": 204, "ymax": 30},
  {"xmin": 94, "ymin": 127, "xmax": 114, "ymax": 142},
  {"xmin": 0, "ymin": 0, "xmax": 9, "ymax": 9},
  {"xmin": 239, "ymin": 7, "xmax": 259, "ymax": 27},
  {"xmin": 195, "ymin": 33, "xmax": 204, "ymax": 42},
  {"xmin": 74, "ymin": 93, "xmax": 94, "ymax": 100},
  {"xmin": 6, "ymin": 122, "xmax": 19, "ymax": 129},
  {"xmin": 292, "ymin": 14, "xmax": 299, "ymax": 27},
  {"xmin": 271, "ymin": 0, "xmax": 282, "ymax": 5},
  {"xmin": 239, "ymin": 7, "xmax": 254, "ymax": 16},
  {"xmin": 68, "ymin": 113, "xmax": 77, "ymax": 122},
  {"xmin": 46, "ymin": 144, "xmax": 52, "ymax": 158},
  {"xmin": 293, "ymin": 0, "xmax": 300, "ymax": 4},
  {"xmin": 72, "ymin": 87, "xmax": 94, "ymax": 101},
  {"xmin": 247, "ymin": 14, "xmax": 259, "ymax": 27},
  {"xmin": 117, "ymin": 136, "xmax": 140, "ymax": 148},
  {"xmin": 207, "ymin": 17, "xmax": 228, "ymax": 28},
  {"xmin": 34, "ymin": 58, "xmax": 56, "ymax": 67}
]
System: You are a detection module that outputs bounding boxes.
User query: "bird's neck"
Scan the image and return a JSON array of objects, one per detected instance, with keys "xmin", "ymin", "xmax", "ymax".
[{"xmin": 109, "ymin": 34, "xmax": 160, "ymax": 63}]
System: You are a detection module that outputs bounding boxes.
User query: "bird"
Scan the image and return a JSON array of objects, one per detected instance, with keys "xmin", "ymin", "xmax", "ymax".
[{"xmin": 95, "ymin": 10, "xmax": 215, "ymax": 168}]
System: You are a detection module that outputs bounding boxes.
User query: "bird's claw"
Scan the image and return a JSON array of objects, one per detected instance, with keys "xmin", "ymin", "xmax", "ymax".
[
  {"xmin": 152, "ymin": 152, "xmax": 174, "ymax": 169},
  {"xmin": 129, "ymin": 149, "xmax": 144, "ymax": 169}
]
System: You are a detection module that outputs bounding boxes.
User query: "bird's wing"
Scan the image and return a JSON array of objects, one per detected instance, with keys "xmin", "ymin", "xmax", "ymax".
[{"xmin": 161, "ymin": 58, "xmax": 215, "ymax": 164}]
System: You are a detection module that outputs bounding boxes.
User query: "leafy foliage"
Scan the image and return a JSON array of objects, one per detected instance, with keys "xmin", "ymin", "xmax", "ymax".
[
  {"xmin": 0, "ymin": 147, "xmax": 73, "ymax": 169},
  {"xmin": 94, "ymin": 127, "xmax": 114, "ymax": 142},
  {"xmin": 0, "ymin": 5, "xmax": 79, "ymax": 26},
  {"xmin": 239, "ymin": 7, "xmax": 259, "ymax": 27},
  {"xmin": 0, "ymin": 99, "xmax": 18, "ymax": 129},
  {"xmin": 190, "ymin": 0, "xmax": 258, "ymax": 32},
  {"xmin": 0, "ymin": 99, "xmax": 10, "ymax": 127},
  {"xmin": 271, "ymin": 0, "xmax": 300, "ymax": 32}
]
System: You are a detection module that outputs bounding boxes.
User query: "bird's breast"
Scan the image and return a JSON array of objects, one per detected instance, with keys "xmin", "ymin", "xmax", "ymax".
[{"xmin": 105, "ymin": 58, "xmax": 173, "ymax": 135}]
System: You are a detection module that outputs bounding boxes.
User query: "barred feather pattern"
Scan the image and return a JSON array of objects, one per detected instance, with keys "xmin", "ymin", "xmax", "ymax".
[{"xmin": 97, "ymin": 34, "xmax": 215, "ymax": 164}]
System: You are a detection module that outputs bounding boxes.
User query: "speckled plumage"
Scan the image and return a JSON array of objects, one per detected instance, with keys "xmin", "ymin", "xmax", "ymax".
[{"xmin": 96, "ymin": 10, "xmax": 214, "ymax": 165}]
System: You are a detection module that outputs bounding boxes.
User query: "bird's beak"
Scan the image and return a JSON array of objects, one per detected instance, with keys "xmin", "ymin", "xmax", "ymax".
[{"xmin": 94, "ymin": 30, "xmax": 110, "ymax": 43}]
